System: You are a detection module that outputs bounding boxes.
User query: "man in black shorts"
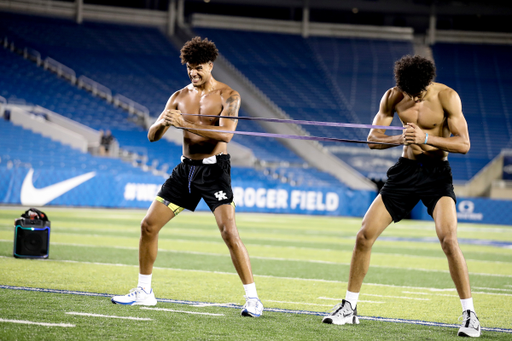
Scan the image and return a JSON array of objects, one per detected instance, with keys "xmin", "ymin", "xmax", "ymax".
[
  {"xmin": 112, "ymin": 37, "xmax": 263, "ymax": 317},
  {"xmin": 322, "ymin": 55, "xmax": 480, "ymax": 337}
]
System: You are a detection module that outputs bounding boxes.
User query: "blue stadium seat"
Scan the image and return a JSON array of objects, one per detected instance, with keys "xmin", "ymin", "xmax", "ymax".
[{"xmin": 433, "ymin": 43, "xmax": 512, "ymax": 180}]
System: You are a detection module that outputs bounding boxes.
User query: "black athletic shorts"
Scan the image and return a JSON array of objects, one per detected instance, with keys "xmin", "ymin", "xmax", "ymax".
[
  {"xmin": 156, "ymin": 154, "xmax": 234, "ymax": 214},
  {"xmin": 380, "ymin": 157, "xmax": 456, "ymax": 223}
]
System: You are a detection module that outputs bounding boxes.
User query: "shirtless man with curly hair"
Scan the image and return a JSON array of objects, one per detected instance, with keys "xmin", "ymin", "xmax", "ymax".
[
  {"xmin": 112, "ymin": 37, "xmax": 263, "ymax": 317},
  {"xmin": 322, "ymin": 55, "xmax": 480, "ymax": 337}
]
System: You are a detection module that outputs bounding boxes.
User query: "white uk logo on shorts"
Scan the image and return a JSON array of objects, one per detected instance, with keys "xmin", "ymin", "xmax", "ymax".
[{"xmin": 214, "ymin": 191, "xmax": 228, "ymax": 201}]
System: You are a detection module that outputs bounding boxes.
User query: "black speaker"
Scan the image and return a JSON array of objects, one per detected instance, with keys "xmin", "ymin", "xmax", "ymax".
[{"xmin": 13, "ymin": 218, "xmax": 51, "ymax": 259}]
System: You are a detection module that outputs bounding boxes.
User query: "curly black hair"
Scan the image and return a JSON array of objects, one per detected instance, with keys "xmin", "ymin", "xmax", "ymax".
[
  {"xmin": 394, "ymin": 55, "xmax": 436, "ymax": 95},
  {"xmin": 180, "ymin": 36, "xmax": 219, "ymax": 65}
]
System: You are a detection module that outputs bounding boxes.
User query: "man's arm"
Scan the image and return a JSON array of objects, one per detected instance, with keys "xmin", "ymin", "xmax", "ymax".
[
  {"xmin": 166, "ymin": 90, "xmax": 240, "ymax": 143},
  {"xmin": 367, "ymin": 88, "xmax": 405, "ymax": 149},
  {"xmin": 148, "ymin": 92, "xmax": 179, "ymax": 142},
  {"xmin": 404, "ymin": 88, "xmax": 470, "ymax": 154}
]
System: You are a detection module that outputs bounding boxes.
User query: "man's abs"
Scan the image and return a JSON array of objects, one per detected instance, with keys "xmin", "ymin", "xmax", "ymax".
[{"xmin": 403, "ymin": 144, "xmax": 448, "ymax": 161}]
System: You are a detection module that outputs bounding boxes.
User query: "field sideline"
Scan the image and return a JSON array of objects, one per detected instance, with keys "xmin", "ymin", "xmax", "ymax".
[{"xmin": 1, "ymin": 207, "xmax": 512, "ymax": 340}]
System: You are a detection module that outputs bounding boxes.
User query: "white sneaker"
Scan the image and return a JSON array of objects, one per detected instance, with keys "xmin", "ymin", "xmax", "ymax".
[
  {"xmin": 458, "ymin": 310, "xmax": 481, "ymax": 337},
  {"xmin": 322, "ymin": 299, "xmax": 360, "ymax": 325},
  {"xmin": 241, "ymin": 296, "xmax": 263, "ymax": 317},
  {"xmin": 111, "ymin": 287, "xmax": 157, "ymax": 306}
]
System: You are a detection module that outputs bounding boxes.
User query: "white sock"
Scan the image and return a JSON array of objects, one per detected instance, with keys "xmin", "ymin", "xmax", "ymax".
[
  {"xmin": 461, "ymin": 297, "xmax": 475, "ymax": 312},
  {"xmin": 138, "ymin": 274, "xmax": 152, "ymax": 291},
  {"xmin": 243, "ymin": 283, "xmax": 258, "ymax": 298},
  {"xmin": 345, "ymin": 290, "xmax": 359, "ymax": 309}
]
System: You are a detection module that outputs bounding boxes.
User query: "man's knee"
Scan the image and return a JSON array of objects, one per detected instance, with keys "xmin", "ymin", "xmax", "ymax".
[
  {"xmin": 355, "ymin": 228, "xmax": 374, "ymax": 251},
  {"xmin": 140, "ymin": 217, "xmax": 160, "ymax": 238},
  {"xmin": 218, "ymin": 219, "xmax": 239, "ymax": 245},
  {"xmin": 439, "ymin": 234, "xmax": 459, "ymax": 256}
]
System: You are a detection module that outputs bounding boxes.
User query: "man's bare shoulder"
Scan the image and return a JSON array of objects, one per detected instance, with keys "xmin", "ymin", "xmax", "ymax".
[
  {"xmin": 434, "ymin": 82, "xmax": 460, "ymax": 102},
  {"xmin": 216, "ymin": 82, "xmax": 239, "ymax": 97},
  {"xmin": 388, "ymin": 86, "xmax": 405, "ymax": 99},
  {"xmin": 383, "ymin": 86, "xmax": 405, "ymax": 107}
]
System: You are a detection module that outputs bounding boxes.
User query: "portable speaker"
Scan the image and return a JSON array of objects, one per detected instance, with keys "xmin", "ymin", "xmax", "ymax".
[{"xmin": 13, "ymin": 218, "xmax": 51, "ymax": 259}]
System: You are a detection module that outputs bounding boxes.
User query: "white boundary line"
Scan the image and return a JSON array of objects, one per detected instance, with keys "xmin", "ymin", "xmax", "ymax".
[
  {"xmin": 140, "ymin": 307, "xmax": 224, "ymax": 316},
  {"xmin": 2, "ymin": 286, "xmax": 511, "ymax": 334},
  {"xmin": 65, "ymin": 312, "xmax": 152, "ymax": 321},
  {"xmin": 0, "ymin": 318, "xmax": 75, "ymax": 327}
]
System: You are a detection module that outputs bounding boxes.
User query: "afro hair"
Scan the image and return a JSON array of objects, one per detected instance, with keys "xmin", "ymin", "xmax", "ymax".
[
  {"xmin": 394, "ymin": 55, "xmax": 436, "ymax": 95},
  {"xmin": 180, "ymin": 36, "xmax": 219, "ymax": 65}
]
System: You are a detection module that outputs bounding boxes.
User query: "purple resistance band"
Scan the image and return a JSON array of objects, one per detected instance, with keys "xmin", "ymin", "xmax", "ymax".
[
  {"xmin": 178, "ymin": 113, "xmax": 404, "ymax": 146},
  {"xmin": 181, "ymin": 113, "xmax": 405, "ymax": 131},
  {"xmin": 177, "ymin": 127, "xmax": 401, "ymax": 146}
]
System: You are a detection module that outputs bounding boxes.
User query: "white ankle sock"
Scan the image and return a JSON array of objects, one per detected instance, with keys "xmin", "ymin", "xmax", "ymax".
[
  {"xmin": 243, "ymin": 283, "xmax": 258, "ymax": 298},
  {"xmin": 461, "ymin": 297, "xmax": 475, "ymax": 312},
  {"xmin": 138, "ymin": 274, "xmax": 152, "ymax": 291},
  {"xmin": 345, "ymin": 290, "xmax": 359, "ymax": 309}
]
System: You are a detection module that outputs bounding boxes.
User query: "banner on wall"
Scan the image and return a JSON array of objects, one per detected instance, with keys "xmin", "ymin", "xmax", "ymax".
[{"xmin": 0, "ymin": 168, "xmax": 375, "ymax": 218}]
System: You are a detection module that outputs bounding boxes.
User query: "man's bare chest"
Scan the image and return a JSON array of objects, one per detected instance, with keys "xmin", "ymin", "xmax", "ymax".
[
  {"xmin": 396, "ymin": 100, "xmax": 446, "ymax": 130},
  {"xmin": 178, "ymin": 93, "xmax": 223, "ymax": 124}
]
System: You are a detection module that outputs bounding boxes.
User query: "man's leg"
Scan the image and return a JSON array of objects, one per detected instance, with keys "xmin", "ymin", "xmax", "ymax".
[
  {"xmin": 432, "ymin": 197, "xmax": 471, "ymax": 298},
  {"xmin": 112, "ymin": 200, "xmax": 175, "ymax": 305},
  {"xmin": 213, "ymin": 204, "xmax": 262, "ymax": 317},
  {"xmin": 213, "ymin": 204, "xmax": 253, "ymax": 284},
  {"xmin": 347, "ymin": 195, "xmax": 393, "ymax": 293},
  {"xmin": 432, "ymin": 197, "xmax": 480, "ymax": 337},
  {"xmin": 323, "ymin": 195, "xmax": 392, "ymax": 325},
  {"xmin": 139, "ymin": 200, "xmax": 176, "ymax": 275}
]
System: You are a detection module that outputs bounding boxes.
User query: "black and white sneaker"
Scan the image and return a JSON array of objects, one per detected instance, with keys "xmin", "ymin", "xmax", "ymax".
[
  {"xmin": 322, "ymin": 299, "xmax": 360, "ymax": 325},
  {"xmin": 240, "ymin": 296, "xmax": 263, "ymax": 317},
  {"xmin": 458, "ymin": 310, "xmax": 481, "ymax": 337}
]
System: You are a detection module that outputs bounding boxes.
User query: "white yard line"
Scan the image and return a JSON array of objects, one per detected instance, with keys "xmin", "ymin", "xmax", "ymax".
[
  {"xmin": 190, "ymin": 303, "xmax": 238, "ymax": 308},
  {"xmin": 0, "ymin": 318, "xmax": 75, "ymax": 327},
  {"xmin": 362, "ymin": 294, "xmax": 430, "ymax": 301},
  {"xmin": 401, "ymin": 291, "xmax": 458, "ymax": 297},
  {"xmin": 264, "ymin": 300, "xmax": 333, "ymax": 307},
  {"xmin": 3, "ymin": 238, "xmax": 511, "ymax": 265},
  {"xmin": 65, "ymin": 312, "xmax": 152, "ymax": 321},
  {"xmin": 140, "ymin": 307, "xmax": 224, "ymax": 316},
  {"xmin": 473, "ymin": 286, "xmax": 512, "ymax": 292},
  {"xmin": 318, "ymin": 294, "xmax": 429, "ymax": 301},
  {"xmin": 317, "ymin": 297, "xmax": 385, "ymax": 303},
  {"xmin": 2, "ymin": 256, "xmax": 512, "ymax": 294},
  {"xmin": 2, "ymin": 242, "xmax": 511, "ymax": 278}
]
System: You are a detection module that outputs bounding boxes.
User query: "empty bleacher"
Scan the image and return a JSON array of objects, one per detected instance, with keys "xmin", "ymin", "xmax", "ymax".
[
  {"xmin": 433, "ymin": 43, "xmax": 512, "ymax": 181},
  {"xmin": 6, "ymin": 11, "xmax": 507, "ymax": 184},
  {"xmin": 196, "ymin": 27, "xmax": 512, "ymax": 181},
  {"xmin": 195, "ymin": 27, "xmax": 409, "ymax": 144},
  {"xmin": 0, "ymin": 118, "xmax": 147, "ymax": 175},
  {"xmin": 0, "ymin": 11, "xmax": 341, "ymax": 188}
]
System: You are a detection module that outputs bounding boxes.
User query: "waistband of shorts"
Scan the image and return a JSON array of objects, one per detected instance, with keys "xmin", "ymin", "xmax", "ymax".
[
  {"xmin": 181, "ymin": 154, "xmax": 230, "ymax": 165},
  {"xmin": 398, "ymin": 156, "xmax": 449, "ymax": 167}
]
